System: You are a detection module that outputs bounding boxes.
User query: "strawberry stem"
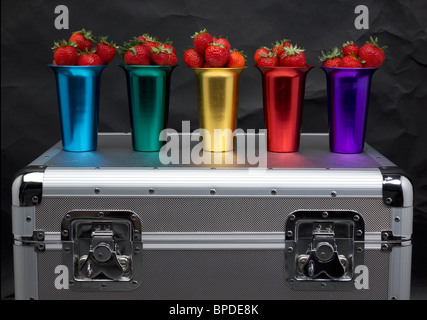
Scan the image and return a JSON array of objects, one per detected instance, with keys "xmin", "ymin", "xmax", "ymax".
[
  {"xmin": 150, "ymin": 44, "xmax": 172, "ymax": 54},
  {"xmin": 78, "ymin": 48, "xmax": 97, "ymax": 56},
  {"xmin": 52, "ymin": 40, "xmax": 77, "ymax": 51},
  {"xmin": 118, "ymin": 38, "xmax": 146, "ymax": 58},
  {"xmin": 318, "ymin": 47, "xmax": 343, "ymax": 62},
  {"xmin": 260, "ymin": 52, "xmax": 276, "ymax": 58},
  {"xmin": 367, "ymin": 36, "xmax": 388, "ymax": 51},
  {"xmin": 191, "ymin": 28, "xmax": 208, "ymax": 38},
  {"xmin": 342, "ymin": 41, "xmax": 354, "ymax": 48},
  {"xmin": 74, "ymin": 28, "xmax": 95, "ymax": 42},
  {"xmin": 283, "ymin": 44, "xmax": 305, "ymax": 56},
  {"xmin": 98, "ymin": 36, "xmax": 119, "ymax": 49}
]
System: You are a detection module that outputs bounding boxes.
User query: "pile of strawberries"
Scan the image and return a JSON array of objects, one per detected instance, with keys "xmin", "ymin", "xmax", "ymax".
[
  {"xmin": 254, "ymin": 38, "xmax": 307, "ymax": 67},
  {"xmin": 183, "ymin": 29, "xmax": 246, "ymax": 68},
  {"xmin": 119, "ymin": 33, "xmax": 177, "ymax": 66},
  {"xmin": 52, "ymin": 28, "xmax": 118, "ymax": 66},
  {"xmin": 319, "ymin": 36, "xmax": 387, "ymax": 68}
]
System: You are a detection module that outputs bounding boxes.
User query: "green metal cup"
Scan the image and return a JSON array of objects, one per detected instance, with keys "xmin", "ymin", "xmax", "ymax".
[{"xmin": 120, "ymin": 65, "xmax": 175, "ymax": 151}]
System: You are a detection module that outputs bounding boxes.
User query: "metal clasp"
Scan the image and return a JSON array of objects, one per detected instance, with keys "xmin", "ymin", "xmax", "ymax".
[
  {"xmin": 299, "ymin": 223, "xmax": 347, "ymax": 279},
  {"xmin": 61, "ymin": 211, "xmax": 142, "ymax": 291},
  {"xmin": 285, "ymin": 210, "xmax": 365, "ymax": 291}
]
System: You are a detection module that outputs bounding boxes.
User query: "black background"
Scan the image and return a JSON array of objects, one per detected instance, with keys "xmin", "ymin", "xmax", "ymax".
[{"xmin": 1, "ymin": 0, "xmax": 426, "ymax": 300}]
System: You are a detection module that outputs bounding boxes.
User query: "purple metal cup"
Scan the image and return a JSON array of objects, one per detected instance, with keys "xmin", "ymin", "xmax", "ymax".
[{"xmin": 322, "ymin": 67, "xmax": 378, "ymax": 153}]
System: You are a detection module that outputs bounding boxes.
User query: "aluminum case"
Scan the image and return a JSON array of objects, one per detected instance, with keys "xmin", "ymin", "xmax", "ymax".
[{"xmin": 11, "ymin": 133, "xmax": 413, "ymax": 300}]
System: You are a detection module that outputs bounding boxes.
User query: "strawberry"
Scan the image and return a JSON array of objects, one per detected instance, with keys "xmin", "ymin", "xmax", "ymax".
[
  {"xmin": 256, "ymin": 52, "xmax": 279, "ymax": 67},
  {"xmin": 96, "ymin": 36, "xmax": 118, "ymax": 65},
  {"xmin": 69, "ymin": 28, "xmax": 95, "ymax": 52},
  {"xmin": 183, "ymin": 48, "xmax": 204, "ymax": 68},
  {"xmin": 213, "ymin": 37, "xmax": 231, "ymax": 52},
  {"xmin": 119, "ymin": 38, "xmax": 151, "ymax": 65},
  {"xmin": 272, "ymin": 38, "xmax": 291, "ymax": 56},
  {"xmin": 226, "ymin": 50, "xmax": 246, "ymax": 68},
  {"xmin": 358, "ymin": 36, "xmax": 387, "ymax": 68},
  {"xmin": 342, "ymin": 41, "xmax": 359, "ymax": 56},
  {"xmin": 192, "ymin": 28, "xmax": 213, "ymax": 54},
  {"xmin": 254, "ymin": 47, "xmax": 270, "ymax": 63},
  {"xmin": 280, "ymin": 44, "xmax": 306, "ymax": 67},
  {"xmin": 52, "ymin": 60, "xmax": 57, "ymax": 65},
  {"xmin": 162, "ymin": 38, "xmax": 177, "ymax": 55},
  {"xmin": 52, "ymin": 40, "xmax": 79, "ymax": 65},
  {"xmin": 202, "ymin": 61, "xmax": 212, "ymax": 68},
  {"xmin": 168, "ymin": 53, "xmax": 178, "ymax": 66},
  {"xmin": 77, "ymin": 49, "xmax": 103, "ymax": 66},
  {"xmin": 338, "ymin": 54, "xmax": 364, "ymax": 68},
  {"xmin": 204, "ymin": 43, "xmax": 230, "ymax": 67},
  {"xmin": 150, "ymin": 44, "xmax": 177, "ymax": 65},
  {"xmin": 137, "ymin": 33, "xmax": 159, "ymax": 47},
  {"xmin": 319, "ymin": 47, "xmax": 343, "ymax": 67},
  {"xmin": 322, "ymin": 57, "xmax": 341, "ymax": 68}
]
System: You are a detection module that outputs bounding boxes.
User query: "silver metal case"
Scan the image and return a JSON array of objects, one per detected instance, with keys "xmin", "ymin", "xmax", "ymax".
[{"xmin": 12, "ymin": 133, "xmax": 413, "ymax": 300}]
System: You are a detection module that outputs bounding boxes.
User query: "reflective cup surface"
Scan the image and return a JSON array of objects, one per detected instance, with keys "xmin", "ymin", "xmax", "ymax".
[
  {"xmin": 257, "ymin": 66, "xmax": 313, "ymax": 152},
  {"xmin": 120, "ymin": 65, "xmax": 175, "ymax": 152},
  {"xmin": 50, "ymin": 65, "xmax": 106, "ymax": 152},
  {"xmin": 192, "ymin": 67, "xmax": 246, "ymax": 152},
  {"xmin": 322, "ymin": 67, "xmax": 378, "ymax": 154}
]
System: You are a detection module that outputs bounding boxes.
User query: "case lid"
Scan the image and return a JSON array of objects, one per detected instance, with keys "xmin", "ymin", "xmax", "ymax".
[{"xmin": 32, "ymin": 133, "xmax": 395, "ymax": 169}]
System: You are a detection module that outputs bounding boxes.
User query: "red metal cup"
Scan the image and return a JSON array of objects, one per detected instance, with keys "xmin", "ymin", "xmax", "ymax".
[{"xmin": 257, "ymin": 66, "xmax": 314, "ymax": 152}]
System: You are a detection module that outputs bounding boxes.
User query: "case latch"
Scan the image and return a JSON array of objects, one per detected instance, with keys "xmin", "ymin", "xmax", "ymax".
[
  {"xmin": 61, "ymin": 211, "xmax": 142, "ymax": 291},
  {"xmin": 285, "ymin": 210, "xmax": 364, "ymax": 291}
]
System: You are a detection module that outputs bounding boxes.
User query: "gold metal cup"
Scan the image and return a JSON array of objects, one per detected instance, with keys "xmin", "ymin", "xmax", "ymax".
[{"xmin": 192, "ymin": 67, "xmax": 247, "ymax": 152}]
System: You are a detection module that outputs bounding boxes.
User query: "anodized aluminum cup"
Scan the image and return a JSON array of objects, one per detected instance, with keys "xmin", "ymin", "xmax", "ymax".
[
  {"xmin": 50, "ymin": 65, "xmax": 106, "ymax": 152},
  {"xmin": 120, "ymin": 65, "xmax": 176, "ymax": 152},
  {"xmin": 322, "ymin": 67, "xmax": 378, "ymax": 154},
  {"xmin": 257, "ymin": 65, "xmax": 314, "ymax": 153},
  {"xmin": 192, "ymin": 67, "xmax": 247, "ymax": 152}
]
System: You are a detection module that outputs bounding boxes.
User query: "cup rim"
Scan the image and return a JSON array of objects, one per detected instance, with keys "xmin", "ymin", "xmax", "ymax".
[
  {"xmin": 48, "ymin": 64, "xmax": 107, "ymax": 68},
  {"xmin": 255, "ymin": 64, "xmax": 314, "ymax": 68},
  {"xmin": 118, "ymin": 64, "xmax": 178, "ymax": 68},
  {"xmin": 190, "ymin": 66, "xmax": 248, "ymax": 70},
  {"xmin": 320, "ymin": 66, "xmax": 380, "ymax": 70}
]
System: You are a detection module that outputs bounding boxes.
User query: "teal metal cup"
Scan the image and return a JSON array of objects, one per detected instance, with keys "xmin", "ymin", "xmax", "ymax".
[
  {"xmin": 49, "ymin": 65, "xmax": 106, "ymax": 152},
  {"xmin": 120, "ymin": 65, "xmax": 175, "ymax": 151}
]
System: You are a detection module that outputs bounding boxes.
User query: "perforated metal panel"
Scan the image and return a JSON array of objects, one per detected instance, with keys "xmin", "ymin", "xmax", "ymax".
[
  {"xmin": 35, "ymin": 197, "xmax": 390, "ymax": 233},
  {"xmin": 36, "ymin": 249, "xmax": 389, "ymax": 300}
]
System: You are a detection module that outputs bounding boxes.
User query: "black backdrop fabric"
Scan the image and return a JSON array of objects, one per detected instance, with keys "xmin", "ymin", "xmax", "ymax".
[{"xmin": 1, "ymin": 0, "xmax": 426, "ymax": 300}]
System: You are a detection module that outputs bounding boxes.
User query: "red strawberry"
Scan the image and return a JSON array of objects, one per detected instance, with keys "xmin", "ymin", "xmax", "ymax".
[
  {"xmin": 342, "ymin": 41, "xmax": 359, "ymax": 57},
  {"xmin": 162, "ymin": 38, "xmax": 177, "ymax": 55},
  {"xmin": 254, "ymin": 47, "xmax": 270, "ymax": 63},
  {"xmin": 69, "ymin": 28, "xmax": 95, "ymax": 52},
  {"xmin": 323, "ymin": 57, "xmax": 341, "ymax": 68},
  {"xmin": 202, "ymin": 61, "xmax": 212, "ymax": 68},
  {"xmin": 256, "ymin": 52, "xmax": 279, "ymax": 67},
  {"xmin": 52, "ymin": 40, "xmax": 79, "ymax": 65},
  {"xmin": 137, "ymin": 33, "xmax": 160, "ymax": 48},
  {"xmin": 150, "ymin": 45, "xmax": 177, "ymax": 65},
  {"xmin": 52, "ymin": 60, "xmax": 57, "ymax": 65},
  {"xmin": 192, "ymin": 28, "xmax": 213, "ymax": 54},
  {"xmin": 280, "ymin": 45, "xmax": 306, "ymax": 67},
  {"xmin": 213, "ymin": 37, "xmax": 231, "ymax": 52},
  {"xmin": 183, "ymin": 48, "xmax": 204, "ymax": 68},
  {"xmin": 226, "ymin": 50, "xmax": 246, "ymax": 68},
  {"xmin": 338, "ymin": 54, "xmax": 363, "ymax": 68},
  {"xmin": 119, "ymin": 38, "xmax": 151, "ymax": 65},
  {"xmin": 272, "ymin": 38, "xmax": 291, "ymax": 56},
  {"xmin": 204, "ymin": 43, "xmax": 230, "ymax": 67},
  {"xmin": 77, "ymin": 49, "xmax": 103, "ymax": 66},
  {"xmin": 96, "ymin": 36, "xmax": 118, "ymax": 65},
  {"xmin": 319, "ymin": 47, "xmax": 343, "ymax": 67},
  {"xmin": 169, "ymin": 53, "xmax": 178, "ymax": 66},
  {"xmin": 358, "ymin": 36, "xmax": 387, "ymax": 68}
]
